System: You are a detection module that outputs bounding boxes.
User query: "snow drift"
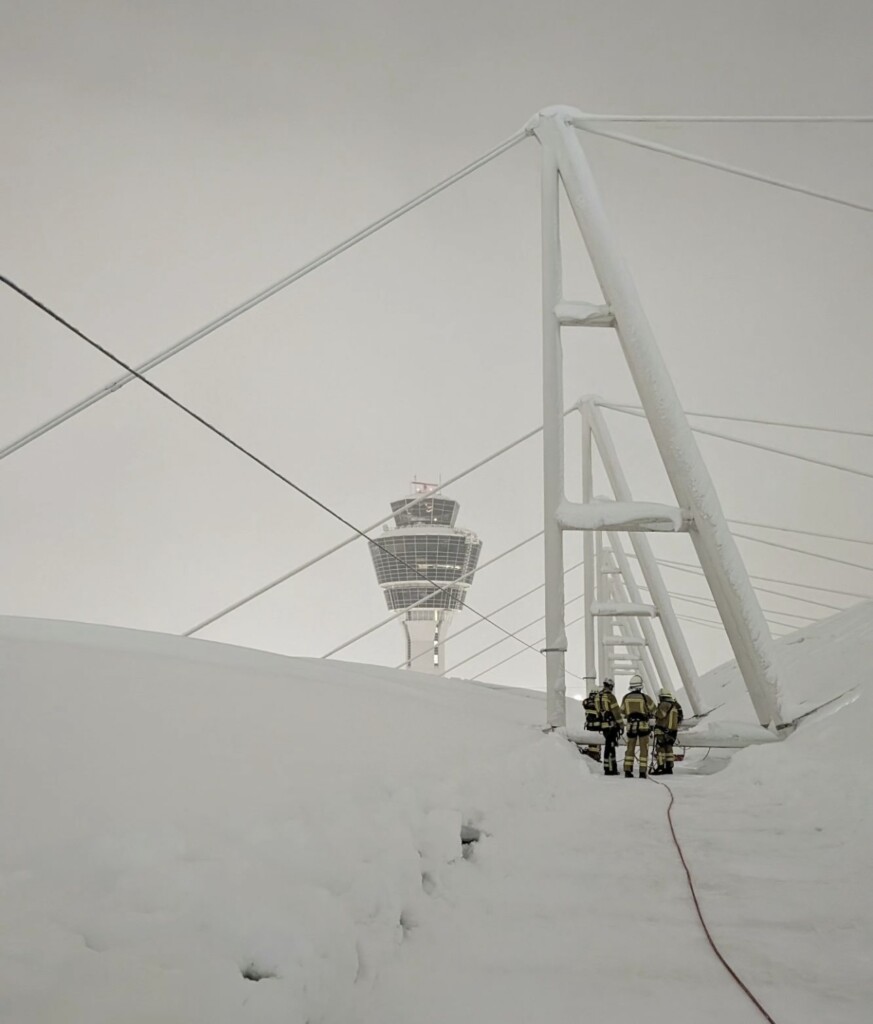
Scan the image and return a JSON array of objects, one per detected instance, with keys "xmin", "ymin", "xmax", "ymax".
[{"xmin": 1, "ymin": 607, "xmax": 871, "ymax": 1023}]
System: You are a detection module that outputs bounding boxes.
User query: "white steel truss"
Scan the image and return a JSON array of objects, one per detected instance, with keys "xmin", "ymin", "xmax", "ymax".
[
  {"xmin": 595, "ymin": 544, "xmax": 658, "ymax": 699},
  {"xmin": 532, "ymin": 106, "xmax": 785, "ymax": 732},
  {"xmin": 581, "ymin": 402, "xmax": 707, "ymax": 720}
]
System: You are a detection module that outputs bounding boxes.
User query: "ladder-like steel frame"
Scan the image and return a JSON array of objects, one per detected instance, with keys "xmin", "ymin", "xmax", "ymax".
[
  {"xmin": 581, "ymin": 403, "xmax": 706, "ymax": 718},
  {"xmin": 596, "ymin": 545, "xmax": 659, "ymax": 699}
]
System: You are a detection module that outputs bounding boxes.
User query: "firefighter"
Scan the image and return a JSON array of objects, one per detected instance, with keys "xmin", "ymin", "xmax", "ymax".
[
  {"xmin": 599, "ymin": 678, "xmax": 624, "ymax": 776},
  {"xmin": 652, "ymin": 688, "xmax": 684, "ymax": 775},
  {"xmin": 620, "ymin": 675, "xmax": 656, "ymax": 778}
]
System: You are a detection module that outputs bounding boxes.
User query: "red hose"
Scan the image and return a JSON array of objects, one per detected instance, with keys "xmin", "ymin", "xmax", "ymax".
[{"xmin": 651, "ymin": 778, "xmax": 778, "ymax": 1024}]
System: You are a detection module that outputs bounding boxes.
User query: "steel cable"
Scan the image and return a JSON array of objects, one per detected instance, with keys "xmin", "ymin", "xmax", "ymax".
[
  {"xmin": 0, "ymin": 129, "xmax": 528, "ymax": 465},
  {"xmin": 0, "ymin": 274, "xmax": 554, "ymax": 664},
  {"xmin": 574, "ymin": 122, "xmax": 873, "ymax": 216}
]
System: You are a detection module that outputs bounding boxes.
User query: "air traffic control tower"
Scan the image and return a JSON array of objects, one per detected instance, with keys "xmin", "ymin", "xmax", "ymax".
[{"xmin": 370, "ymin": 482, "xmax": 482, "ymax": 673}]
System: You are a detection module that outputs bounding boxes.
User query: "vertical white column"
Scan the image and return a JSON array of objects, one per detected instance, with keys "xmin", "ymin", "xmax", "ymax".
[
  {"xmin": 541, "ymin": 141, "xmax": 567, "ymax": 728},
  {"xmin": 581, "ymin": 406, "xmax": 597, "ymax": 693},
  {"xmin": 534, "ymin": 112, "xmax": 783, "ymax": 728},
  {"xmin": 595, "ymin": 530, "xmax": 608, "ymax": 682}
]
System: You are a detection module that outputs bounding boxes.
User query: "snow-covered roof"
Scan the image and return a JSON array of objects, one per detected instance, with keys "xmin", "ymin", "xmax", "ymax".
[{"xmin": 1, "ymin": 605, "xmax": 871, "ymax": 1022}]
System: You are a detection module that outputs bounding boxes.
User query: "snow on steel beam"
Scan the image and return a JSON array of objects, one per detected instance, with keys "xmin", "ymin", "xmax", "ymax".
[
  {"xmin": 558, "ymin": 499, "xmax": 691, "ymax": 532},
  {"xmin": 555, "ymin": 301, "xmax": 616, "ymax": 327}
]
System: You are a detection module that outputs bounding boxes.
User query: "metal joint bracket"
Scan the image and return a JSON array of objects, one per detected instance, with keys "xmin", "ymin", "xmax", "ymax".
[{"xmin": 555, "ymin": 301, "xmax": 616, "ymax": 328}]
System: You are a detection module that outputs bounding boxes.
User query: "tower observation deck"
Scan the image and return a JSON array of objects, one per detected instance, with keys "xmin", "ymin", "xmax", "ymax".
[{"xmin": 369, "ymin": 482, "xmax": 482, "ymax": 672}]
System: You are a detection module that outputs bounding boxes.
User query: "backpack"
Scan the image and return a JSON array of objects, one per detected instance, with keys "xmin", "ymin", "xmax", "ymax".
[{"xmin": 582, "ymin": 692, "xmax": 603, "ymax": 731}]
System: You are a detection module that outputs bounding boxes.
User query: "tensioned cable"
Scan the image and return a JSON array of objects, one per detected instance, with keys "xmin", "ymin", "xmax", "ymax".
[
  {"xmin": 631, "ymin": 554, "xmax": 873, "ymax": 602},
  {"xmin": 445, "ymin": 586, "xmax": 796, "ymax": 679},
  {"xmin": 604, "ymin": 402, "xmax": 873, "ymax": 440},
  {"xmin": 638, "ymin": 576, "xmax": 843, "ymax": 614},
  {"xmin": 202, "ymin": 389, "xmax": 867, "ymax": 634},
  {"xmin": 571, "ymin": 114, "xmax": 873, "ymax": 124},
  {"xmin": 186, "ymin": 413, "xmax": 565, "ymax": 636},
  {"xmin": 662, "ymin": 587, "xmax": 818, "ymax": 621},
  {"xmin": 605, "ymin": 405, "xmax": 873, "ymax": 481},
  {"xmin": 728, "ymin": 519, "xmax": 873, "ymax": 548},
  {"xmin": 573, "ymin": 122, "xmax": 873, "ymax": 216},
  {"xmin": 412, "ymin": 541, "xmax": 797, "ymax": 676},
  {"xmin": 444, "ymin": 593, "xmax": 585, "ymax": 676},
  {"xmin": 650, "ymin": 589, "xmax": 810, "ymax": 630},
  {"xmin": 661, "ymin": 590, "xmax": 816, "ymax": 629},
  {"xmin": 0, "ymin": 129, "xmax": 528, "ymax": 465},
  {"xmin": 393, "ymin": 555, "xmax": 584, "ymax": 669},
  {"xmin": 466, "ymin": 607, "xmax": 765, "ymax": 683},
  {"xmin": 733, "ymin": 531, "xmax": 873, "ymax": 574},
  {"xmin": 377, "ymin": 531, "xmax": 831, "ymax": 677},
  {"xmin": 469, "ymin": 611, "xmax": 588, "ymax": 681},
  {"xmin": 322, "ymin": 529, "xmax": 543, "ymax": 658},
  {"xmin": 191, "ymin": 398, "xmax": 870, "ymax": 632},
  {"xmin": 679, "ymin": 612, "xmax": 790, "ymax": 636},
  {"xmin": 651, "ymin": 779, "xmax": 778, "ymax": 1024},
  {"xmin": 667, "ymin": 419, "xmax": 873, "ymax": 480},
  {"xmin": 1, "ymin": 275, "xmax": 553, "ymax": 664},
  {"xmin": 680, "ymin": 612, "xmax": 785, "ymax": 636}
]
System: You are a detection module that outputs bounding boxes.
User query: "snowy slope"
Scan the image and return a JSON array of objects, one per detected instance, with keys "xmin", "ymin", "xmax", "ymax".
[
  {"xmin": 698, "ymin": 599, "xmax": 872, "ymax": 721},
  {"xmin": 1, "ymin": 610, "xmax": 871, "ymax": 1023}
]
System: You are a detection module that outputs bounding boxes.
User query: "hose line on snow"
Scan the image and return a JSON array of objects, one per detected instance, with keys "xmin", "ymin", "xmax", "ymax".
[{"xmin": 651, "ymin": 779, "xmax": 778, "ymax": 1024}]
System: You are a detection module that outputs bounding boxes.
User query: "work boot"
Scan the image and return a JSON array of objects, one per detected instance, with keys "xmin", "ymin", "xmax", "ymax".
[
  {"xmin": 624, "ymin": 771, "xmax": 633, "ymax": 778},
  {"xmin": 664, "ymin": 763, "xmax": 673, "ymax": 775},
  {"xmin": 639, "ymin": 771, "xmax": 647, "ymax": 779}
]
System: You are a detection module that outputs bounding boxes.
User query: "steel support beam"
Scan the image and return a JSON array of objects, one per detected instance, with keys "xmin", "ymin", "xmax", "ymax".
[
  {"xmin": 532, "ymin": 107, "xmax": 784, "ymax": 729},
  {"xmin": 541, "ymin": 143, "xmax": 567, "ymax": 728},
  {"xmin": 581, "ymin": 404, "xmax": 596, "ymax": 693}
]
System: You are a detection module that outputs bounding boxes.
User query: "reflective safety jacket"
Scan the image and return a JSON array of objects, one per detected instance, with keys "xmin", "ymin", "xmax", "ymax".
[
  {"xmin": 598, "ymin": 690, "xmax": 623, "ymax": 729},
  {"xmin": 655, "ymin": 697, "xmax": 684, "ymax": 733},
  {"xmin": 582, "ymin": 689, "xmax": 624, "ymax": 730},
  {"xmin": 621, "ymin": 691, "xmax": 656, "ymax": 736}
]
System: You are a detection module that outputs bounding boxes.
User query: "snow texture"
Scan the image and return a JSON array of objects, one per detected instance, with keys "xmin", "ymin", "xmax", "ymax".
[
  {"xmin": 1, "ymin": 607, "xmax": 871, "ymax": 1023},
  {"xmin": 557, "ymin": 498, "xmax": 686, "ymax": 532}
]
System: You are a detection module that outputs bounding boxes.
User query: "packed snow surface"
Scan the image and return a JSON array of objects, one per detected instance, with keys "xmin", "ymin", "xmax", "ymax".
[{"xmin": 1, "ymin": 608, "xmax": 871, "ymax": 1023}]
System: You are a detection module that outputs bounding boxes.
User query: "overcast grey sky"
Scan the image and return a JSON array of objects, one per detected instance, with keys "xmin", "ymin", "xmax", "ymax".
[{"xmin": 2, "ymin": 0, "xmax": 872, "ymax": 694}]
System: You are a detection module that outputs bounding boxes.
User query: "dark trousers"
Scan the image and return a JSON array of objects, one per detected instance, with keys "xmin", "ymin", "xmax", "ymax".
[
  {"xmin": 602, "ymin": 728, "xmax": 620, "ymax": 775},
  {"xmin": 655, "ymin": 729, "xmax": 677, "ymax": 770}
]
